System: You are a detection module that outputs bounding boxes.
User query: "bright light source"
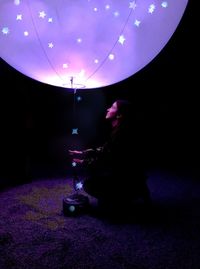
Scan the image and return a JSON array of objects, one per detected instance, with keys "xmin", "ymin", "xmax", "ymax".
[{"xmin": 0, "ymin": 0, "xmax": 188, "ymax": 89}]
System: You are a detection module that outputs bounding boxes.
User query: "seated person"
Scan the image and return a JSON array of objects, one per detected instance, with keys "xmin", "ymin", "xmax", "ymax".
[{"xmin": 69, "ymin": 100, "xmax": 151, "ymax": 210}]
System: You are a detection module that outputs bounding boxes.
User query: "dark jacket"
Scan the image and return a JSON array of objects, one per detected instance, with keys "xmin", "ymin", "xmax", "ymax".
[{"xmin": 83, "ymin": 121, "xmax": 147, "ymax": 200}]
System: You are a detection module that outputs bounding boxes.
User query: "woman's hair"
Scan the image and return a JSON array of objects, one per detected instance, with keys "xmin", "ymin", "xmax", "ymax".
[{"xmin": 115, "ymin": 99, "xmax": 132, "ymax": 119}]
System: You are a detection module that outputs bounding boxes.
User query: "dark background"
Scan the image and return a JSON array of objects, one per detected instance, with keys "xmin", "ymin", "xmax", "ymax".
[{"xmin": 0, "ymin": 0, "xmax": 198, "ymax": 186}]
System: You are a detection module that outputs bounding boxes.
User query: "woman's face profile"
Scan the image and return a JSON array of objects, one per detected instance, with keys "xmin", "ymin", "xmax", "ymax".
[{"xmin": 105, "ymin": 102, "xmax": 118, "ymax": 120}]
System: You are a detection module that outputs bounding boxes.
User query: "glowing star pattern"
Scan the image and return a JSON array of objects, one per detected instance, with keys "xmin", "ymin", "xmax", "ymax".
[
  {"xmin": 48, "ymin": 43, "xmax": 54, "ymax": 48},
  {"xmin": 2, "ymin": 27, "xmax": 9, "ymax": 35},
  {"xmin": 39, "ymin": 11, "xmax": 46, "ymax": 19},
  {"xmin": 161, "ymin": 2, "xmax": 168, "ymax": 8},
  {"xmin": 75, "ymin": 182, "xmax": 83, "ymax": 190},
  {"xmin": 129, "ymin": 1, "xmax": 137, "ymax": 10},
  {"xmin": 72, "ymin": 128, "xmax": 78, "ymax": 135},
  {"xmin": 77, "ymin": 96, "xmax": 82, "ymax": 102},
  {"xmin": 118, "ymin": 35, "xmax": 126, "ymax": 45},
  {"xmin": 109, "ymin": 54, "xmax": 115, "ymax": 60},
  {"xmin": 0, "ymin": 0, "xmax": 188, "ymax": 89},
  {"xmin": 72, "ymin": 162, "xmax": 77, "ymax": 167},
  {"xmin": 134, "ymin": 20, "xmax": 141, "ymax": 27},
  {"xmin": 16, "ymin": 14, "xmax": 22, "ymax": 21},
  {"xmin": 148, "ymin": 4, "xmax": 156, "ymax": 14}
]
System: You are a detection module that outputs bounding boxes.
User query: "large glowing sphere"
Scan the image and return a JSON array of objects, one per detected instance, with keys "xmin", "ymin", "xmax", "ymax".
[{"xmin": 0, "ymin": 0, "xmax": 188, "ymax": 89}]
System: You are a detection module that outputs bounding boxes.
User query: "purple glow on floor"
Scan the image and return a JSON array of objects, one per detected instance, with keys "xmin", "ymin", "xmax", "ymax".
[{"xmin": 0, "ymin": 0, "xmax": 188, "ymax": 89}]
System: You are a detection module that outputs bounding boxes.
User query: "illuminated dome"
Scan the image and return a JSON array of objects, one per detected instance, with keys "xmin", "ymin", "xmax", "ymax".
[{"xmin": 0, "ymin": 0, "xmax": 188, "ymax": 89}]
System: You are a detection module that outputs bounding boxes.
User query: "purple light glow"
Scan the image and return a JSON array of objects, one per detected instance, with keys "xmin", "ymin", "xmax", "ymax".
[{"xmin": 0, "ymin": 0, "xmax": 188, "ymax": 89}]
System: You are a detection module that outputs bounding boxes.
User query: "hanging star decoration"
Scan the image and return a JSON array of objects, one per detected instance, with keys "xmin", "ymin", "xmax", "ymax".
[
  {"xmin": 76, "ymin": 96, "xmax": 82, "ymax": 102},
  {"xmin": 72, "ymin": 161, "xmax": 77, "ymax": 167},
  {"xmin": 75, "ymin": 181, "xmax": 83, "ymax": 190},
  {"xmin": 72, "ymin": 128, "xmax": 78, "ymax": 135}
]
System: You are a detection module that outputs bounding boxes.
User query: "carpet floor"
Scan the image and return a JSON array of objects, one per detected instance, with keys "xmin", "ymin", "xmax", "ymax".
[{"xmin": 0, "ymin": 169, "xmax": 200, "ymax": 269}]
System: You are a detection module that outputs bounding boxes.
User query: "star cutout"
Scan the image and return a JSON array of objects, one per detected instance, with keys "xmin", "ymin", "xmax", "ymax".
[
  {"xmin": 16, "ymin": 14, "xmax": 22, "ymax": 20},
  {"xmin": 72, "ymin": 128, "xmax": 78, "ymax": 135},
  {"xmin": 76, "ymin": 182, "xmax": 83, "ymax": 190},
  {"xmin": 77, "ymin": 96, "xmax": 82, "ymax": 102},
  {"xmin": 134, "ymin": 19, "xmax": 141, "ymax": 27},
  {"xmin": 2, "ymin": 27, "xmax": 9, "ymax": 35},
  {"xmin": 72, "ymin": 161, "xmax": 77, "ymax": 167},
  {"xmin": 161, "ymin": 2, "xmax": 168, "ymax": 8},
  {"xmin": 118, "ymin": 35, "xmax": 126, "ymax": 45},
  {"xmin": 48, "ymin": 42, "xmax": 54, "ymax": 48},
  {"xmin": 148, "ymin": 4, "xmax": 156, "ymax": 14},
  {"xmin": 48, "ymin": 18, "xmax": 53, "ymax": 23},
  {"xmin": 39, "ymin": 11, "xmax": 46, "ymax": 19},
  {"xmin": 24, "ymin": 31, "xmax": 29, "ymax": 36},
  {"xmin": 108, "ymin": 54, "xmax": 115, "ymax": 60},
  {"xmin": 129, "ymin": 1, "xmax": 137, "ymax": 10}
]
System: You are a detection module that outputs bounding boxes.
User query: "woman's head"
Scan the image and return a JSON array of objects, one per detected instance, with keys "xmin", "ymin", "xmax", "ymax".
[{"xmin": 105, "ymin": 99, "xmax": 132, "ymax": 124}]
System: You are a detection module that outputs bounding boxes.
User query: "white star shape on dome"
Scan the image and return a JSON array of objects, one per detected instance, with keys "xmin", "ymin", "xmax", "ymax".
[
  {"xmin": 2, "ymin": 27, "xmax": 9, "ymax": 35},
  {"xmin": 16, "ymin": 14, "xmax": 22, "ymax": 21},
  {"xmin": 118, "ymin": 35, "xmax": 126, "ymax": 45},
  {"xmin": 129, "ymin": 1, "xmax": 137, "ymax": 10},
  {"xmin": 48, "ymin": 43, "xmax": 54, "ymax": 48},
  {"xmin": 48, "ymin": 18, "xmax": 53, "ymax": 23},
  {"xmin": 76, "ymin": 181, "xmax": 83, "ymax": 190},
  {"xmin": 39, "ymin": 11, "xmax": 46, "ymax": 19},
  {"xmin": 109, "ymin": 54, "xmax": 115, "ymax": 60},
  {"xmin": 134, "ymin": 19, "xmax": 141, "ymax": 27},
  {"xmin": 148, "ymin": 4, "xmax": 156, "ymax": 14},
  {"xmin": 24, "ymin": 31, "xmax": 29, "ymax": 36},
  {"xmin": 161, "ymin": 2, "xmax": 168, "ymax": 8}
]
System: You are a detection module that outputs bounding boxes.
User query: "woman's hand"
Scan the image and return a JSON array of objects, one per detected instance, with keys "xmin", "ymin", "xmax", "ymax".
[
  {"xmin": 68, "ymin": 150, "xmax": 83, "ymax": 155},
  {"xmin": 73, "ymin": 158, "xmax": 84, "ymax": 164}
]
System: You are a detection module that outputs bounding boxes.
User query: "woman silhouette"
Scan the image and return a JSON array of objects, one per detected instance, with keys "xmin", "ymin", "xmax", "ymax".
[{"xmin": 69, "ymin": 100, "xmax": 151, "ymax": 210}]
